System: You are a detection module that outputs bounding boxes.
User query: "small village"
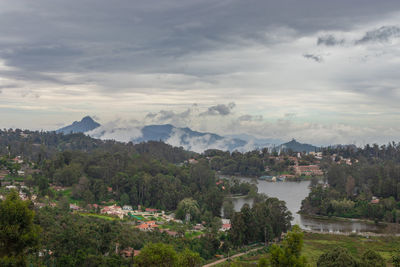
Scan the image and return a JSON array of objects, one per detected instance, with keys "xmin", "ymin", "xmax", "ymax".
[{"xmin": 0, "ymin": 154, "xmax": 234, "ymax": 259}]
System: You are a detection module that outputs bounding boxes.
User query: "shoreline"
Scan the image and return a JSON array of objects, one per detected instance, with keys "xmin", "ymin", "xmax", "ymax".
[
  {"xmin": 299, "ymin": 213, "xmax": 400, "ymax": 235},
  {"xmin": 219, "ymin": 174, "xmax": 314, "ymax": 182},
  {"xmin": 298, "ymin": 212, "xmax": 383, "ymax": 225}
]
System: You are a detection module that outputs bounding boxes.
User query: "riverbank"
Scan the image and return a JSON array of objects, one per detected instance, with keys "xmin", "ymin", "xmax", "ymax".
[
  {"xmin": 219, "ymin": 174, "xmax": 317, "ymax": 182},
  {"xmin": 299, "ymin": 213, "xmax": 400, "ymax": 234},
  {"xmin": 299, "ymin": 212, "xmax": 383, "ymax": 225}
]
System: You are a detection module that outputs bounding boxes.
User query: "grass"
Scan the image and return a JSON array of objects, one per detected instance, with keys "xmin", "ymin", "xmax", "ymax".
[
  {"xmin": 301, "ymin": 232, "xmax": 400, "ymax": 266},
  {"xmin": 185, "ymin": 231, "xmax": 203, "ymax": 239},
  {"xmin": 79, "ymin": 213, "xmax": 117, "ymax": 221},
  {"xmin": 215, "ymin": 233, "xmax": 400, "ymax": 266}
]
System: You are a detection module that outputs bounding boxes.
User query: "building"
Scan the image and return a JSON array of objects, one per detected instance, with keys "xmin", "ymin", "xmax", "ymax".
[
  {"xmin": 101, "ymin": 204, "xmax": 124, "ymax": 219},
  {"xmin": 70, "ymin": 204, "xmax": 81, "ymax": 211},
  {"xmin": 145, "ymin": 208, "xmax": 158, "ymax": 213},
  {"xmin": 136, "ymin": 221, "xmax": 158, "ymax": 231},
  {"xmin": 295, "ymin": 165, "xmax": 323, "ymax": 176},
  {"xmin": 122, "ymin": 205, "xmax": 133, "ymax": 211},
  {"xmin": 193, "ymin": 224, "xmax": 205, "ymax": 231},
  {"xmin": 221, "ymin": 219, "xmax": 231, "ymax": 225},
  {"xmin": 120, "ymin": 247, "xmax": 134, "ymax": 258},
  {"xmin": 146, "ymin": 221, "xmax": 157, "ymax": 226},
  {"xmin": 136, "ymin": 223, "xmax": 150, "ymax": 231},
  {"xmin": 371, "ymin": 196, "xmax": 380, "ymax": 204},
  {"xmin": 220, "ymin": 224, "xmax": 231, "ymax": 232}
]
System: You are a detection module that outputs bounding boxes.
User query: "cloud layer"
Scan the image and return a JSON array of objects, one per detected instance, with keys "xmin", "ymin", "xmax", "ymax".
[{"xmin": 1, "ymin": 1, "xmax": 400, "ymax": 146}]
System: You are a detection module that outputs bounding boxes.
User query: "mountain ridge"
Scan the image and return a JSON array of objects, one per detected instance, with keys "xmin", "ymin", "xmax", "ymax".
[{"xmin": 56, "ymin": 116, "xmax": 320, "ymax": 153}]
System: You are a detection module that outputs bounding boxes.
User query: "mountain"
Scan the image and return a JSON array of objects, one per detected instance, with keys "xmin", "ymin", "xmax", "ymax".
[
  {"xmin": 139, "ymin": 124, "xmax": 247, "ymax": 152},
  {"xmin": 279, "ymin": 139, "xmax": 319, "ymax": 153},
  {"xmin": 56, "ymin": 116, "xmax": 101, "ymax": 134},
  {"xmin": 87, "ymin": 123, "xmax": 249, "ymax": 152},
  {"xmin": 57, "ymin": 117, "xmax": 319, "ymax": 153}
]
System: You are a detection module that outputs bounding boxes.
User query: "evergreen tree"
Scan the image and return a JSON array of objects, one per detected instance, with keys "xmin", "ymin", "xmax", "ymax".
[{"xmin": 0, "ymin": 190, "xmax": 41, "ymax": 266}]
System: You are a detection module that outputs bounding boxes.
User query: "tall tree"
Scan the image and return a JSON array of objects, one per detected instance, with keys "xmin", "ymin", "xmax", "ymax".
[
  {"xmin": 0, "ymin": 190, "xmax": 41, "ymax": 266},
  {"xmin": 269, "ymin": 225, "xmax": 308, "ymax": 267}
]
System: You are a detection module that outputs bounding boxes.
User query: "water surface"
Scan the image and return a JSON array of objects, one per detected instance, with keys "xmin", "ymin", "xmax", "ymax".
[{"xmin": 225, "ymin": 176, "xmax": 389, "ymax": 234}]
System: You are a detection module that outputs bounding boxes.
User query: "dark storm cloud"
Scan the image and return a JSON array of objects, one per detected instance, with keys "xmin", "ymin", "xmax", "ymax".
[
  {"xmin": 200, "ymin": 103, "xmax": 235, "ymax": 116},
  {"xmin": 303, "ymin": 53, "xmax": 322, "ymax": 63},
  {"xmin": 356, "ymin": 26, "xmax": 400, "ymax": 44},
  {"xmin": 1, "ymin": 44, "xmax": 83, "ymax": 72},
  {"xmin": 1, "ymin": 0, "xmax": 400, "ymax": 80},
  {"xmin": 317, "ymin": 35, "xmax": 344, "ymax": 46}
]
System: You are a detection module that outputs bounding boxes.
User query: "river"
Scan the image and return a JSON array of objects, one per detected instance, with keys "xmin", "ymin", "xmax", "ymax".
[{"xmin": 224, "ymin": 176, "xmax": 389, "ymax": 234}]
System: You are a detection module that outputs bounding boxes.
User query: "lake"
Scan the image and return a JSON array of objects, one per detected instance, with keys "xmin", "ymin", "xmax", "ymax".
[{"xmin": 224, "ymin": 176, "xmax": 389, "ymax": 234}]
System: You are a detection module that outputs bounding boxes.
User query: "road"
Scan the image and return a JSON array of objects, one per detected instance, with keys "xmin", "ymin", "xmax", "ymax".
[{"xmin": 202, "ymin": 247, "xmax": 264, "ymax": 267}]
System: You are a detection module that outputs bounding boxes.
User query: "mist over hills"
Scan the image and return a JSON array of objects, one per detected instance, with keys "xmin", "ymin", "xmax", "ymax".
[{"xmin": 56, "ymin": 116, "xmax": 319, "ymax": 153}]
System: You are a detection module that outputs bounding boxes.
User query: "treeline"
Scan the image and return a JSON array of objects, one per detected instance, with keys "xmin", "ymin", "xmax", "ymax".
[
  {"xmin": 0, "ymin": 129, "xmax": 194, "ymax": 164},
  {"xmin": 29, "ymin": 150, "xmax": 222, "ymax": 216},
  {"xmin": 203, "ymin": 148, "xmax": 311, "ymax": 177},
  {"xmin": 322, "ymin": 142, "xmax": 400, "ymax": 163},
  {"xmin": 230, "ymin": 197, "xmax": 292, "ymax": 246}
]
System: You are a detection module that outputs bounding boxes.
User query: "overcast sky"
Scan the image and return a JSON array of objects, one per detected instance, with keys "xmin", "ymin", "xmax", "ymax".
[{"xmin": 1, "ymin": 0, "xmax": 400, "ymax": 145}]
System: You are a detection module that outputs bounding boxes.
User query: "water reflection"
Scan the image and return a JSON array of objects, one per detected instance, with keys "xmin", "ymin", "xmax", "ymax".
[
  {"xmin": 300, "ymin": 215, "xmax": 386, "ymax": 233},
  {"xmin": 224, "ymin": 176, "xmax": 389, "ymax": 234}
]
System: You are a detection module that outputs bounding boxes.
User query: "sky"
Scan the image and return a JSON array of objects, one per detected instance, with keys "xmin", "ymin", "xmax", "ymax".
[{"xmin": 1, "ymin": 0, "xmax": 400, "ymax": 146}]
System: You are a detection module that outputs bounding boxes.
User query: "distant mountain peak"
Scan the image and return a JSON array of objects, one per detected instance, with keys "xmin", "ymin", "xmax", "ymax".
[
  {"xmin": 280, "ymin": 139, "xmax": 318, "ymax": 153},
  {"xmin": 81, "ymin": 116, "xmax": 95, "ymax": 122},
  {"xmin": 56, "ymin": 116, "xmax": 100, "ymax": 134}
]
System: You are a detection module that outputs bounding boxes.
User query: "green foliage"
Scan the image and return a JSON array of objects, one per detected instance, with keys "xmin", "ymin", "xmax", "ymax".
[
  {"xmin": 176, "ymin": 198, "xmax": 200, "ymax": 222},
  {"xmin": 230, "ymin": 198, "xmax": 292, "ymax": 247},
  {"xmin": 392, "ymin": 250, "xmax": 400, "ymax": 267},
  {"xmin": 177, "ymin": 248, "xmax": 202, "ymax": 267},
  {"xmin": 0, "ymin": 190, "xmax": 41, "ymax": 266},
  {"xmin": 207, "ymin": 150, "xmax": 266, "ymax": 177},
  {"xmin": 222, "ymin": 200, "xmax": 235, "ymax": 219},
  {"xmin": 135, "ymin": 243, "xmax": 175, "ymax": 267},
  {"xmin": 361, "ymin": 249, "xmax": 386, "ymax": 267},
  {"xmin": 270, "ymin": 225, "xmax": 308, "ymax": 267},
  {"xmin": 135, "ymin": 243, "xmax": 202, "ymax": 267},
  {"xmin": 258, "ymin": 257, "xmax": 268, "ymax": 267},
  {"xmin": 317, "ymin": 247, "xmax": 359, "ymax": 267}
]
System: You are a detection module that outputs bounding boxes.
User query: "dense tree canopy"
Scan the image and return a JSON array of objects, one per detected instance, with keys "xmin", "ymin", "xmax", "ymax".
[
  {"xmin": 230, "ymin": 197, "xmax": 292, "ymax": 246},
  {"xmin": 0, "ymin": 191, "xmax": 41, "ymax": 266}
]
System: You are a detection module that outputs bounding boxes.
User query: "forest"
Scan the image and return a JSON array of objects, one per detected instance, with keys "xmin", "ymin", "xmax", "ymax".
[
  {"xmin": 302, "ymin": 143, "xmax": 400, "ymax": 222},
  {"xmin": 0, "ymin": 130, "xmax": 293, "ymax": 266}
]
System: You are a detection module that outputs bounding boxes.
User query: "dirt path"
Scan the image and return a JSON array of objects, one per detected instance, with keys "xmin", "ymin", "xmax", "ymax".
[{"xmin": 202, "ymin": 247, "xmax": 264, "ymax": 267}]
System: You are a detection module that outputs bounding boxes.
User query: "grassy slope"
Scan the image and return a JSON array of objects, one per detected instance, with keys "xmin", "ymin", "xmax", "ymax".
[
  {"xmin": 302, "ymin": 232, "xmax": 399, "ymax": 266},
  {"xmin": 216, "ymin": 232, "xmax": 400, "ymax": 266}
]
